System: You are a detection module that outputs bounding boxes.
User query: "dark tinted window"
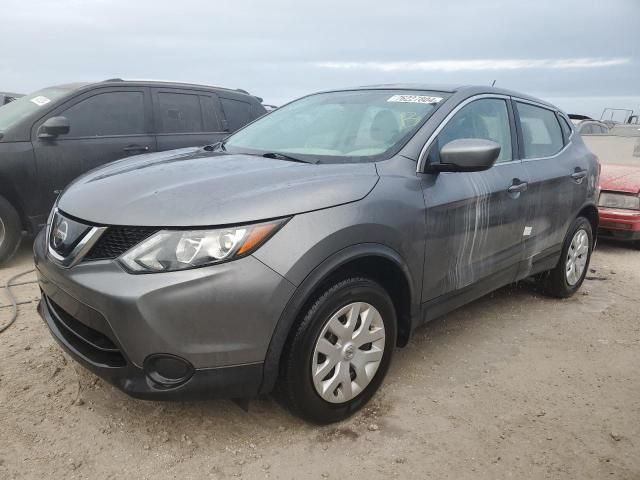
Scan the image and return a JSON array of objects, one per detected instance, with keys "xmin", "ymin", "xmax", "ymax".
[
  {"xmin": 436, "ymin": 98, "xmax": 513, "ymax": 163},
  {"xmin": 200, "ymin": 96, "xmax": 223, "ymax": 131},
  {"xmin": 220, "ymin": 97, "xmax": 252, "ymax": 131},
  {"xmin": 62, "ymin": 91, "xmax": 145, "ymax": 137},
  {"xmin": 157, "ymin": 92, "xmax": 204, "ymax": 133},
  {"xmin": 517, "ymin": 102, "xmax": 564, "ymax": 158}
]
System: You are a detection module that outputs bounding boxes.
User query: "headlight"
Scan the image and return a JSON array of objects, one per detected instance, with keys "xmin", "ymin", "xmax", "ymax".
[
  {"xmin": 119, "ymin": 219, "xmax": 287, "ymax": 273},
  {"xmin": 598, "ymin": 192, "xmax": 640, "ymax": 210}
]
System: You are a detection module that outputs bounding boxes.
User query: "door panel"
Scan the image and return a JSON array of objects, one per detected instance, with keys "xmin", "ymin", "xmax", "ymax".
[
  {"xmin": 513, "ymin": 102, "xmax": 590, "ymax": 273},
  {"xmin": 421, "ymin": 164, "xmax": 529, "ymax": 301},
  {"xmin": 152, "ymin": 88, "xmax": 227, "ymax": 151},
  {"xmin": 420, "ymin": 96, "xmax": 528, "ymax": 302},
  {"xmin": 31, "ymin": 88, "xmax": 155, "ymax": 221}
]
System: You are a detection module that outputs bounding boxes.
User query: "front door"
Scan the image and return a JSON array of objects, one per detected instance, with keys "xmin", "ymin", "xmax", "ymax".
[
  {"xmin": 420, "ymin": 96, "xmax": 529, "ymax": 302},
  {"xmin": 32, "ymin": 87, "xmax": 155, "ymax": 223}
]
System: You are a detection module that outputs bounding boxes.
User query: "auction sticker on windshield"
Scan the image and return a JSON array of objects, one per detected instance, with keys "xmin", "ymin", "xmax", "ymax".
[
  {"xmin": 30, "ymin": 96, "xmax": 51, "ymax": 107},
  {"xmin": 387, "ymin": 95, "xmax": 442, "ymax": 104}
]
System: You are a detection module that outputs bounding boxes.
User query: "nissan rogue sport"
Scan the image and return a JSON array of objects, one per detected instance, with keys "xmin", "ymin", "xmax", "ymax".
[{"xmin": 35, "ymin": 85, "xmax": 599, "ymax": 423}]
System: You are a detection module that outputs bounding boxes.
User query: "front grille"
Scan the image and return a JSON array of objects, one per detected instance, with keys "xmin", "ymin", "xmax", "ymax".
[
  {"xmin": 84, "ymin": 226, "xmax": 157, "ymax": 261},
  {"xmin": 46, "ymin": 296, "xmax": 126, "ymax": 367}
]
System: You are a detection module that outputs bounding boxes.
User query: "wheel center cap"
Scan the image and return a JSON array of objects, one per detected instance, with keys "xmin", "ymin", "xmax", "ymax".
[{"xmin": 343, "ymin": 344, "xmax": 355, "ymax": 361}]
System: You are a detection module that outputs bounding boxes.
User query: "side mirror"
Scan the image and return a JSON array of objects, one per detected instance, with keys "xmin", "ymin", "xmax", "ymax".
[
  {"xmin": 427, "ymin": 138, "xmax": 501, "ymax": 173},
  {"xmin": 38, "ymin": 116, "xmax": 70, "ymax": 139}
]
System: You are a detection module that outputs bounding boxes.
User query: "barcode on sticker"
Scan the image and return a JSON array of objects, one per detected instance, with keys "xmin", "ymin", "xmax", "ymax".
[{"xmin": 387, "ymin": 95, "xmax": 442, "ymax": 104}]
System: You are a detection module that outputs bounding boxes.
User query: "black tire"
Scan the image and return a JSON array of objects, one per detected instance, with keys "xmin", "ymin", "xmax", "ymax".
[
  {"xmin": 539, "ymin": 216, "xmax": 593, "ymax": 298},
  {"xmin": 279, "ymin": 277, "xmax": 397, "ymax": 424},
  {"xmin": 0, "ymin": 196, "xmax": 22, "ymax": 265}
]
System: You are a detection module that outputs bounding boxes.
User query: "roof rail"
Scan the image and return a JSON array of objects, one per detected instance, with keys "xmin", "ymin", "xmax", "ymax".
[{"xmin": 102, "ymin": 78, "xmax": 123, "ymax": 82}]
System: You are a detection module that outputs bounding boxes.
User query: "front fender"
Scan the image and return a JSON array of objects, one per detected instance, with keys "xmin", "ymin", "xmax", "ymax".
[{"xmin": 257, "ymin": 241, "xmax": 419, "ymax": 395}]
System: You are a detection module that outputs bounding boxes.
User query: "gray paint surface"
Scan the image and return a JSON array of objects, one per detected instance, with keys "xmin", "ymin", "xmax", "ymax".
[{"xmin": 34, "ymin": 85, "xmax": 599, "ymax": 396}]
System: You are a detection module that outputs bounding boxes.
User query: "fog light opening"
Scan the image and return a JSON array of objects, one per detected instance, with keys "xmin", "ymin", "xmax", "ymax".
[{"xmin": 143, "ymin": 354, "xmax": 194, "ymax": 388}]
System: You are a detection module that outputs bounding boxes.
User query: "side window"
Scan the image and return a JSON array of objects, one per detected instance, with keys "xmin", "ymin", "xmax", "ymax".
[
  {"xmin": 62, "ymin": 91, "xmax": 145, "ymax": 137},
  {"xmin": 220, "ymin": 98, "xmax": 252, "ymax": 131},
  {"xmin": 434, "ymin": 98, "xmax": 513, "ymax": 163},
  {"xmin": 517, "ymin": 102, "xmax": 564, "ymax": 158},
  {"xmin": 199, "ymin": 96, "xmax": 223, "ymax": 132},
  {"xmin": 559, "ymin": 115, "xmax": 573, "ymax": 141},
  {"xmin": 157, "ymin": 92, "xmax": 204, "ymax": 133}
]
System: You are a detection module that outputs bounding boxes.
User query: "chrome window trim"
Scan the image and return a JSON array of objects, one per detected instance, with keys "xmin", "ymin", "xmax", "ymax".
[
  {"xmin": 416, "ymin": 94, "xmax": 513, "ymax": 173},
  {"xmin": 46, "ymin": 208, "xmax": 107, "ymax": 268}
]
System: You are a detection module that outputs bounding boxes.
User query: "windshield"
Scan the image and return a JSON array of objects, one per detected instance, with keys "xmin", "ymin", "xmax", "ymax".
[
  {"xmin": 224, "ymin": 90, "xmax": 448, "ymax": 163},
  {"xmin": 0, "ymin": 87, "xmax": 74, "ymax": 132}
]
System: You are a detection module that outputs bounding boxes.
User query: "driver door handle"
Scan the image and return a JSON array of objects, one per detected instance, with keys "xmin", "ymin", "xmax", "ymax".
[{"xmin": 507, "ymin": 181, "xmax": 528, "ymax": 194}]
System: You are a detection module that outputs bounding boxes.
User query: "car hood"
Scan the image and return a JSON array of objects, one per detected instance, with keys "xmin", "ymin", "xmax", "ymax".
[
  {"xmin": 600, "ymin": 164, "xmax": 640, "ymax": 195},
  {"xmin": 58, "ymin": 147, "xmax": 379, "ymax": 226}
]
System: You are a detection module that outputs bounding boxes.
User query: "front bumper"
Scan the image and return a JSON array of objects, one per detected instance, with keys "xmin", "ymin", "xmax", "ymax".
[
  {"xmin": 598, "ymin": 207, "xmax": 640, "ymax": 242},
  {"xmin": 34, "ymin": 229, "xmax": 296, "ymax": 399}
]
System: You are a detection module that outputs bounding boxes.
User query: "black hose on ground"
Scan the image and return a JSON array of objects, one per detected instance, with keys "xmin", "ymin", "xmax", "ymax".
[{"xmin": 0, "ymin": 269, "xmax": 36, "ymax": 334}]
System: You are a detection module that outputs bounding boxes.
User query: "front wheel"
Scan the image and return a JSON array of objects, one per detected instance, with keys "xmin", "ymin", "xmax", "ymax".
[
  {"xmin": 0, "ymin": 196, "xmax": 22, "ymax": 265},
  {"xmin": 279, "ymin": 277, "xmax": 397, "ymax": 424},
  {"xmin": 539, "ymin": 216, "xmax": 593, "ymax": 298}
]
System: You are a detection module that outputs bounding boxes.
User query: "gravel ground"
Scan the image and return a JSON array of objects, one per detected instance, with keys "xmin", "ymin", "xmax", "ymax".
[{"xmin": 0, "ymin": 241, "xmax": 638, "ymax": 480}]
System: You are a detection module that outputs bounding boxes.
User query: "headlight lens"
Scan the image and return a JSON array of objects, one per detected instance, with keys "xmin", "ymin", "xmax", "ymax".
[
  {"xmin": 119, "ymin": 219, "xmax": 287, "ymax": 273},
  {"xmin": 598, "ymin": 192, "xmax": 640, "ymax": 210}
]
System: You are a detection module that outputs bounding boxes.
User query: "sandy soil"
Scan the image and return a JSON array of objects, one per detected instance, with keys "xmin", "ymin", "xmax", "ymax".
[{"xmin": 0, "ymin": 241, "xmax": 638, "ymax": 480}]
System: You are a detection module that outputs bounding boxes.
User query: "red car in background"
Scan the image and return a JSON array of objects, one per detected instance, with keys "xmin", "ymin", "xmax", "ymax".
[{"xmin": 582, "ymin": 124, "xmax": 640, "ymax": 247}]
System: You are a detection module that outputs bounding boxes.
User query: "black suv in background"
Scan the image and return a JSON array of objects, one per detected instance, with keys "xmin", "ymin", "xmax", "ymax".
[
  {"xmin": 0, "ymin": 79, "xmax": 266, "ymax": 263},
  {"xmin": 0, "ymin": 92, "xmax": 23, "ymax": 106}
]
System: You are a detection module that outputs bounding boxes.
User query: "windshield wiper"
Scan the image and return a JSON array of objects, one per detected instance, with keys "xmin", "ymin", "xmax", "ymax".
[
  {"xmin": 203, "ymin": 141, "xmax": 226, "ymax": 152},
  {"xmin": 261, "ymin": 152, "xmax": 315, "ymax": 164}
]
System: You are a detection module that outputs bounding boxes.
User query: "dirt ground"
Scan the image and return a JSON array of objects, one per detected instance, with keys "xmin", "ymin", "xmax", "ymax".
[{"xmin": 0, "ymin": 241, "xmax": 638, "ymax": 480}]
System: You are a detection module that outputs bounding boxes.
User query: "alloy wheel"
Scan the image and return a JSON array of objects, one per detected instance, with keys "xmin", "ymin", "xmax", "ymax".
[{"xmin": 566, "ymin": 228, "xmax": 589, "ymax": 286}]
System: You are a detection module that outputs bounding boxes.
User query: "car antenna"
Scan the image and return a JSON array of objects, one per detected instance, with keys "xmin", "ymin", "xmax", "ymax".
[{"xmin": 491, "ymin": 80, "xmax": 497, "ymax": 87}]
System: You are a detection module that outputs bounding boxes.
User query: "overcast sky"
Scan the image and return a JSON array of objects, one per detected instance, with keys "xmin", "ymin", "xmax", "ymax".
[{"xmin": 2, "ymin": 0, "xmax": 638, "ymax": 119}]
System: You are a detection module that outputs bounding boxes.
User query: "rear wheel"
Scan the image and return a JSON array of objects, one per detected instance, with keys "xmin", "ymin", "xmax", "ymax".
[
  {"xmin": 0, "ymin": 196, "xmax": 22, "ymax": 265},
  {"xmin": 279, "ymin": 277, "xmax": 397, "ymax": 424},
  {"xmin": 539, "ymin": 216, "xmax": 593, "ymax": 298}
]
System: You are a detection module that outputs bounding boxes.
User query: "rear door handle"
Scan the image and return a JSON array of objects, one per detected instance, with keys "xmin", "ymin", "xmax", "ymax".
[
  {"xmin": 507, "ymin": 181, "xmax": 528, "ymax": 194},
  {"xmin": 123, "ymin": 145, "xmax": 150, "ymax": 153},
  {"xmin": 570, "ymin": 170, "xmax": 587, "ymax": 181}
]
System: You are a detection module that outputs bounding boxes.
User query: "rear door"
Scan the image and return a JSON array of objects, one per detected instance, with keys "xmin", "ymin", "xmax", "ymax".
[
  {"xmin": 32, "ymin": 87, "xmax": 154, "ymax": 217},
  {"xmin": 420, "ymin": 96, "xmax": 530, "ymax": 301},
  {"xmin": 152, "ymin": 88, "xmax": 227, "ymax": 151},
  {"xmin": 514, "ymin": 100, "xmax": 589, "ymax": 274},
  {"xmin": 219, "ymin": 96, "xmax": 254, "ymax": 132}
]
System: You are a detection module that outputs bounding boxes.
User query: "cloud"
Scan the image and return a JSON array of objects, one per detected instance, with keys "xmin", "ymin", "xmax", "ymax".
[{"xmin": 313, "ymin": 58, "xmax": 631, "ymax": 72}]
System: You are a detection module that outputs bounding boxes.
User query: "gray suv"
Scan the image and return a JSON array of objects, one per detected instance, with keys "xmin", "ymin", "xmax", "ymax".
[{"xmin": 34, "ymin": 85, "xmax": 599, "ymax": 423}]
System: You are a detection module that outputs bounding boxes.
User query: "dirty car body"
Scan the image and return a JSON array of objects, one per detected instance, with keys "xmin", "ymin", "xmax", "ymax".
[{"xmin": 34, "ymin": 85, "xmax": 599, "ymax": 422}]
